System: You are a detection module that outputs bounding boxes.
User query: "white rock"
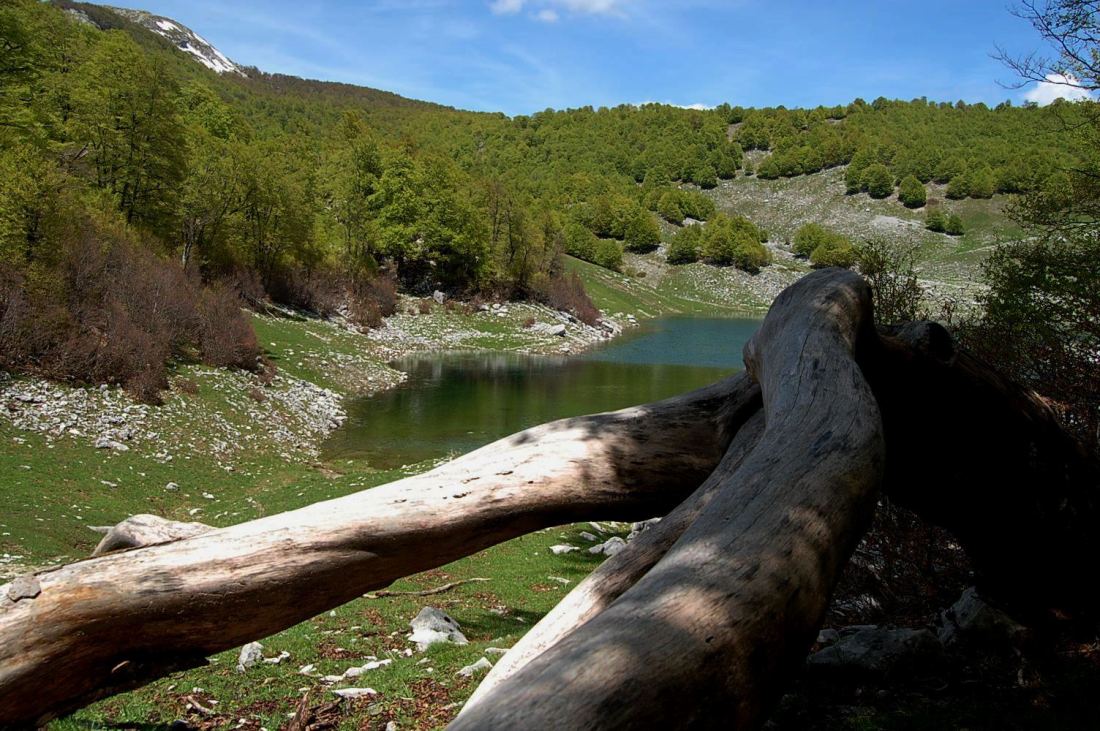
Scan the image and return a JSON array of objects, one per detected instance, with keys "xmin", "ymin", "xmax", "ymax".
[
  {"xmin": 408, "ymin": 607, "xmax": 468, "ymax": 651},
  {"xmin": 549, "ymin": 544, "xmax": 577, "ymax": 555},
  {"xmin": 94, "ymin": 436, "xmax": 129, "ymax": 451},
  {"xmin": 485, "ymin": 647, "xmax": 509, "ymax": 656},
  {"xmin": 236, "ymin": 642, "xmax": 264, "ymax": 672},
  {"xmin": 343, "ymin": 658, "xmax": 392, "ymax": 677},
  {"xmin": 456, "ymin": 657, "xmax": 492, "ymax": 677},
  {"xmin": 579, "ymin": 531, "xmax": 600, "ymax": 542},
  {"xmin": 589, "ymin": 537, "xmax": 627, "ymax": 557},
  {"xmin": 332, "ymin": 687, "xmax": 377, "ymax": 699},
  {"xmin": 165, "ymin": 482, "xmax": 179, "ymax": 491}
]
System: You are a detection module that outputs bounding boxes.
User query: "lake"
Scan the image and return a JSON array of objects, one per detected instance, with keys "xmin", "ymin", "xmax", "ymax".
[{"xmin": 323, "ymin": 317, "xmax": 761, "ymax": 468}]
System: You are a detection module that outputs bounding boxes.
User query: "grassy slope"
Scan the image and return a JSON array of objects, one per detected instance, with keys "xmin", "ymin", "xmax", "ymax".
[
  {"xmin": 0, "ymin": 301, "xmax": 652, "ymax": 731},
  {"xmin": 3, "ymin": 168, "xmax": 1025, "ymax": 730}
]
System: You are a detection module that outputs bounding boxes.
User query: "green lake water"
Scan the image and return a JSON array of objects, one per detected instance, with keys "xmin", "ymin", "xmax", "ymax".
[{"xmin": 323, "ymin": 317, "xmax": 761, "ymax": 468}]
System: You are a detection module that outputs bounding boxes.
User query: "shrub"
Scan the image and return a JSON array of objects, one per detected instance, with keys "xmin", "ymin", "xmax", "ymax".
[
  {"xmin": 667, "ymin": 224, "xmax": 703, "ymax": 264},
  {"xmin": 898, "ymin": 175, "xmax": 927, "ymax": 208},
  {"xmin": 925, "ymin": 209, "xmax": 947, "ymax": 232},
  {"xmin": 176, "ymin": 378, "xmax": 199, "ymax": 395},
  {"xmin": 542, "ymin": 270, "xmax": 601, "ymax": 326},
  {"xmin": 692, "ymin": 164, "xmax": 718, "ymax": 189},
  {"xmin": 656, "ymin": 192, "xmax": 684, "ymax": 224},
  {"xmin": 793, "ymin": 223, "xmax": 850, "ymax": 259},
  {"xmin": 0, "ymin": 220, "xmax": 260, "ymax": 403},
  {"xmin": 623, "ymin": 209, "xmax": 661, "ymax": 253},
  {"xmin": 810, "ymin": 238, "xmax": 856, "ymax": 268},
  {"xmin": 945, "ymin": 214, "xmax": 965, "ymax": 236},
  {"xmin": 700, "ymin": 214, "xmax": 771, "ymax": 272},
  {"xmin": 862, "ymin": 163, "xmax": 894, "ymax": 199},
  {"xmin": 855, "ymin": 239, "xmax": 925, "ymax": 325},
  {"xmin": 199, "ymin": 284, "xmax": 260, "ymax": 370}
]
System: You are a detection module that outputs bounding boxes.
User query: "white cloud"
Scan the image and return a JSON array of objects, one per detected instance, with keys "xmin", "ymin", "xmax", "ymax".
[
  {"xmin": 636, "ymin": 101, "xmax": 712, "ymax": 110},
  {"xmin": 488, "ymin": 0, "xmax": 632, "ymax": 20},
  {"xmin": 1023, "ymin": 73, "xmax": 1093, "ymax": 106},
  {"xmin": 490, "ymin": 0, "xmax": 525, "ymax": 14}
]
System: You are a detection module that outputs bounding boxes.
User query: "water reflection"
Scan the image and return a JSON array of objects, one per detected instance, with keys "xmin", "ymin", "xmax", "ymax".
[{"xmin": 323, "ymin": 317, "xmax": 760, "ymax": 468}]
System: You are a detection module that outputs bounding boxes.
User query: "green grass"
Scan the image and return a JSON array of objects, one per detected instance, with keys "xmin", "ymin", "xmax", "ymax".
[
  {"xmin": 567, "ymin": 255, "xmax": 759, "ymax": 316},
  {"xmin": 48, "ymin": 519, "xmax": 627, "ymax": 731},
  {"xmin": 0, "ymin": 305, "xmax": 638, "ymax": 730}
]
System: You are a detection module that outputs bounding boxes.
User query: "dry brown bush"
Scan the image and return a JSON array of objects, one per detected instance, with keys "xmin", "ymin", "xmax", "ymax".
[{"xmin": 542, "ymin": 270, "xmax": 601, "ymax": 326}]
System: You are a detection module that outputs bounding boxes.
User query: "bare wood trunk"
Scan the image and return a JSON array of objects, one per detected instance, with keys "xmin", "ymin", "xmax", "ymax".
[
  {"xmin": 450, "ymin": 269, "xmax": 887, "ymax": 730},
  {"xmin": 0, "ymin": 374, "xmax": 756, "ymax": 728}
]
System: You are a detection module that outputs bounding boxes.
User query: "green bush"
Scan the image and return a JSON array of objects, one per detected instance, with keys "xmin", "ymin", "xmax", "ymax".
[
  {"xmin": 945, "ymin": 213, "xmax": 965, "ymax": 236},
  {"xmin": 792, "ymin": 222, "xmax": 850, "ymax": 258},
  {"xmin": 692, "ymin": 164, "xmax": 718, "ymax": 189},
  {"xmin": 700, "ymin": 213, "xmax": 771, "ymax": 272},
  {"xmin": 623, "ymin": 209, "xmax": 661, "ymax": 253},
  {"xmin": 897, "ymin": 175, "xmax": 927, "ymax": 208},
  {"xmin": 862, "ymin": 163, "xmax": 894, "ymax": 198},
  {"xmin": 666, "ymin": 224, "xmax": 702, "ymax": 264},
  {"xmin": 810, "ymin": 237, "xmax": 856, "ymax": 268},
  {"xmin": 925, "ymin": 209, "xmax": 946, "ymax": 232}
]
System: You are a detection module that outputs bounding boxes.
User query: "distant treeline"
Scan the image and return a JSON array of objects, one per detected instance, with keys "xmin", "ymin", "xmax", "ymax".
[{"xmin": 0, "ymin": 0, "xmax": 1089, "ymax": 398}]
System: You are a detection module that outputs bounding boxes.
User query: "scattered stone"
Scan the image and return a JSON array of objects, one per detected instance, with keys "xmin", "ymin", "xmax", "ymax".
[
  {"xmin": 342, "ymin": 659, "xmax": 392, "ymax": 678},
  {"xmin": 485, "ymin": 647, "xmax": 509, "ymax": 656},
  {"xmin": 408, "ymin": 606, "xmax": 468, "ymax": 651},
  {"xmin": 263, "ymin": 651, "xmax": 291, "ymax": 665},
  {"xmin": 432, "ymin": 290, "xmax": 446, "ymax": 305},
  {"xmin": 588, "ymin": 537, "xmax": 627, "ymax": 557},
  {"xmin": 937, "ymin": 586, "xmax": 1028, "ymax": 649},
  {"xmin": 547, "ymin": 576, "xmax": 571, "ymax": 584},
  {"xmin": 332, "ymin": 688, "xmax": 377, "ymax": 699},
  {"xmin": 588, "ymin": 522, "xmax": 606, "ymax": 534},
  {"xmin": 298, "ymin": 664, "xmax": 316, "ymax": 676},
  {"xmin": 806, "ymin": 625, "xmax": 941, "ymax": 679},
  {"xmin": 165, "ymin": 482, "xmax": 179, "ymax": 491},
  {"xmin": 549, "ymin": 544, "xmax": 578, "ymax": 555},
  {"xmin": 457, "ymin": 657, "xmax": 492, "ymax": 677},
  {"xmin": 94, "ymin": 436, "xmax": 129, "ymax": 451},
  {"xmin": 236, "ymin": 642, "xmax": 264, "ymax": 672},
  {"xmin": 579, "ymin": 531, "xmax": 599, "ymax": 542}
]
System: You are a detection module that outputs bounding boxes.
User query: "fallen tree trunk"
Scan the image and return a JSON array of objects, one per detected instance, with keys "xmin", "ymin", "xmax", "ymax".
[
  {"xmin": 2, "ymin": 269, "xmax": 1097, "ymax": 730},
  {"xmin": 0, "ymin": 372, "xmax": 757, "ymax": 728},
  {"xmin": 452, "ymin": 265, "xmax": 888, "ymax": 730}
]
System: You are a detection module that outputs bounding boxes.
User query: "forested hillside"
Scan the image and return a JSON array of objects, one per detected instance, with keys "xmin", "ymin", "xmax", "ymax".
[{"xmin": 0, "ymin": 0, "xmax": 1090, "ymax": 400}]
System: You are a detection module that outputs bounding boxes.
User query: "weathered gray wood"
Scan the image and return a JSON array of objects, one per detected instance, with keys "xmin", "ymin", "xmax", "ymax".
[
  {"xmin": 0, "ymin": 371, "xmax": 754, "ymax": 728},
  {"xmin": 449, "ymin": 268, "xmax": 887, "ymax": 730},
  {"xmin": 92, "ymin": 514, "xmax": 213, "ymax": 556},
  {"xmin": 462, "ymin": 408, "xmax": 765, "ymax": 712}
]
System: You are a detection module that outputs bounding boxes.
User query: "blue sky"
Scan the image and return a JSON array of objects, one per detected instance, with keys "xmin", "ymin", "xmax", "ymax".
[{"xmin": 107, "ymin": 0, "xmax": 1074, "ymax": 115}]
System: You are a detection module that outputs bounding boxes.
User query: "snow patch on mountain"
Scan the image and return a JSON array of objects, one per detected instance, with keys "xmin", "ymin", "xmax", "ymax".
[{"xmin": 107, "ymin": 6, "xmax": 245, "ymax": 75}]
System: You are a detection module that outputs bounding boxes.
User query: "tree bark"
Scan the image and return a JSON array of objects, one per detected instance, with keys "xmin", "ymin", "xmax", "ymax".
[
  {"xmin": 0, "ymin": 370, "xmax": 755, "ymax": 728},
  {"xmin": 1, "ymin": 268, "xmax": 1097, "ymax": 730},
  {"xmin": 451, "ymin": 269, "xmax": 887, "ymax": 730}
]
